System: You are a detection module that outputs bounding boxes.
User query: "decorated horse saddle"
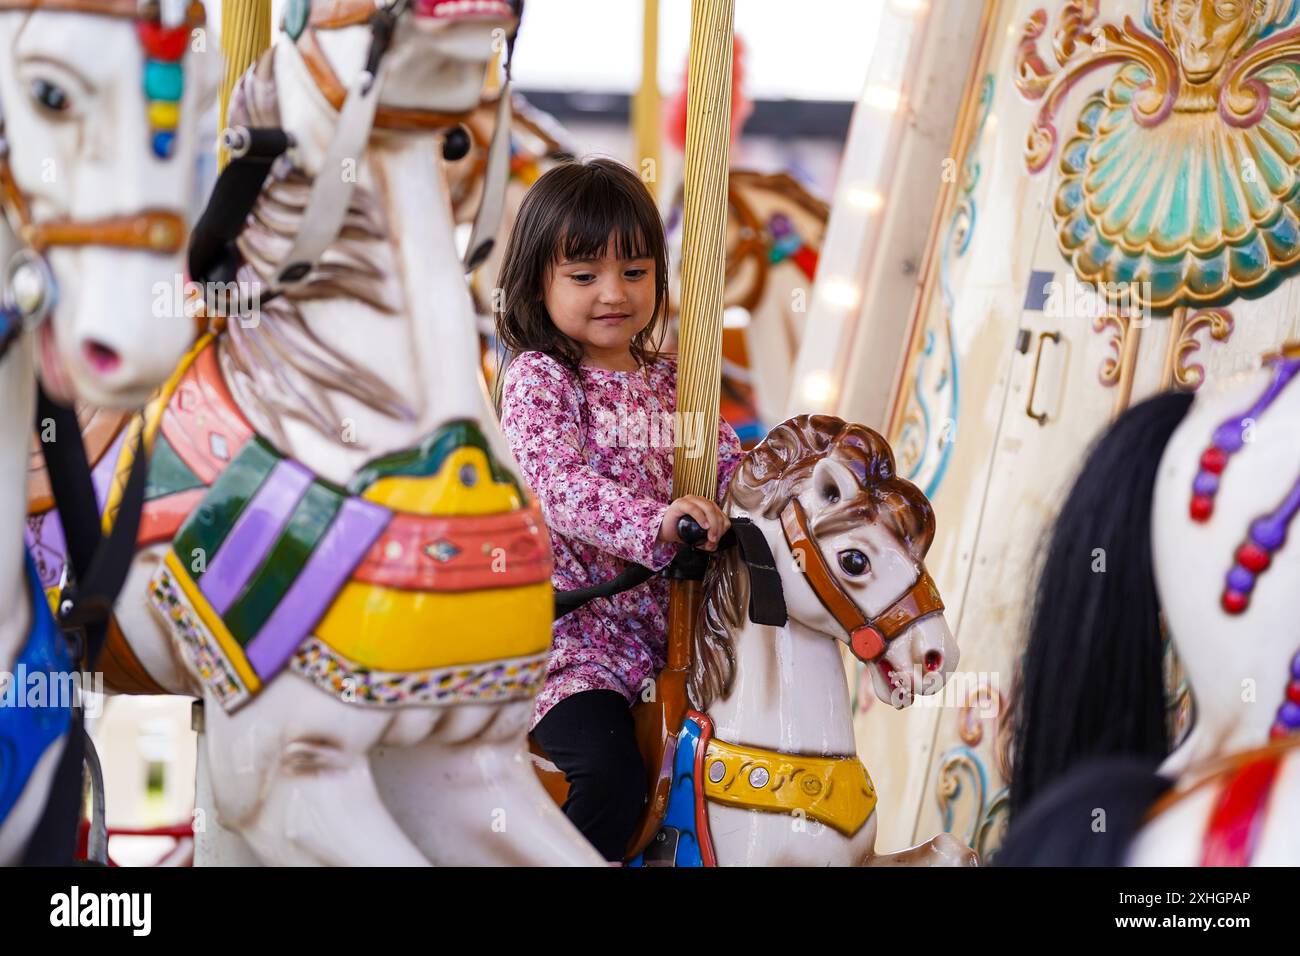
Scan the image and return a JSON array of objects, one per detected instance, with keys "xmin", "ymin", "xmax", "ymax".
[
  {"xmin": 629, "ymin": 710, "xmax": 879, "ymax": 867},
  {"xmin": 31, "ymin": 336, "xmax": 554, "ymax": 713},
  {"xmin": 0, "ymin": 555, "xmax": 73, "ymax": 829}
]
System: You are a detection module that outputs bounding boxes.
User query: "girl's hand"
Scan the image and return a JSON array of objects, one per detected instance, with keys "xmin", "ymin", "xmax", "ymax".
[{"xmin": 658, "ymin": 496, "xmax": 731, "ymax": 552}]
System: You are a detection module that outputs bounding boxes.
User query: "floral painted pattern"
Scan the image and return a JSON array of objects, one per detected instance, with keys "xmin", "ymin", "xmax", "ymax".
[{"xmin": 501, "ymin": 350, "xmax": 743, "ymax": 727}]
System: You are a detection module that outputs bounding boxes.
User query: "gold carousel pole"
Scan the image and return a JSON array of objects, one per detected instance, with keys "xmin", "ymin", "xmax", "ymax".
[
  {"xmin": 631, "ymin": 0, "xmax": 661, "ymax": 201},
  {"xmin": 217, "ymin": 0, "xmax": 272, "ymax": 169},
  {"xmin": 672, "ymin": 0, "xmax": 733, "ymax": 500},
  {"xmin": 629, "ymin": 0, "xmax": 734, "ymax": 857}
]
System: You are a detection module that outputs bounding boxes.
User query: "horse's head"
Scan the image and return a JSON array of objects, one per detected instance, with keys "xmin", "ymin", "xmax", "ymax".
[
  {"xmin": 291, "ymin": 0, "xmax": 520, "ymax": 125},
  {"xmin": 0, "ymin": 2, "xmax": 218, "ymax": 408},
  {"xmin": 1152, "ymin": 344, "xmax": 1300, "ymax": 743},
  {"xmin": 696, "ymin": 414, "xmax": 958, "ymax": 710}
]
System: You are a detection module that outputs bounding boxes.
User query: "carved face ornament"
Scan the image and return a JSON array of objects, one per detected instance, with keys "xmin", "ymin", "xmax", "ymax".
[{"xmin": 1159, "ymin": 0, "xmax": 1260, "ymax": 86}]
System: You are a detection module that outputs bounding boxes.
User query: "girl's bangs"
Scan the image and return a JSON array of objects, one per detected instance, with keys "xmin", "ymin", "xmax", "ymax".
[{"xmin": 554, "ymin": 186, "xmax": 656, "ymax": 264}]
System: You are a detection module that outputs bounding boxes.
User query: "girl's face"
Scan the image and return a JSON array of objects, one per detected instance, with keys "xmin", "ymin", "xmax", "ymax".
[{"xmin": 544, "ymin": 237, "xmax": 657, "ymax": 368}]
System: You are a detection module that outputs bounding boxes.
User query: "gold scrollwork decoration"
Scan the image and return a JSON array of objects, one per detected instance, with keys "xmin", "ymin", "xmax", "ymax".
[
  {"xmin": 1053, "ymin": 0, "xmax": 1102, "ymax": 66},
  {"xmin": 958, "ymin": 682, "xmax": 1003, "ymax": 747},
  {"xmin": 937, "ymin": 745, "xmax": 1008, "ymax": 858},
  {"xmin": 1172, "ymin": 307, "xmax": 1235, "ymax": 391},
  {"xmin": 1093, "ymin": 311, "xmax": 1130, "ymax": 386},
  {"xmin": 936, "ymin": 749, "xmax": 985, "ymax": 848},
  {"xmin": 975, "ymin": 789, "xmax": 1010, "ymax": 861},
  {"xmin": 1220, "ymin": 26, "xmax": 1300, "ymax": 126},
  {"xmin": 1016, "ymin": 10, "xmax": 1179, "ymax": 172}
]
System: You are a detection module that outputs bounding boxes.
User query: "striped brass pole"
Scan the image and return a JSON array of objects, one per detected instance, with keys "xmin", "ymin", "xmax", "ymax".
[
  {"xmin": 217, "ymin": 0, "xmax": 272, "ymax": 169},
  {"xmin": 627, "ymin": 0, "xmax": 735, "ymax": 861},
  {"xmin": 672, "ymin": 0, "xmax": 735, "ymax": 501},
  {"xmin": 632, "ymin": 0, "xmax": 661, "ymax": 201}
]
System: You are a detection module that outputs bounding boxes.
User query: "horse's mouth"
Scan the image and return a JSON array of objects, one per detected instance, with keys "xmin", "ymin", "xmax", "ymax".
[
  {"xmin": 411, "ymin": 0, "xmax": 517, "ymax": 22},
  {"xmin": 877, "ymin": 658, "xmax": 915, "ymax": 708}
]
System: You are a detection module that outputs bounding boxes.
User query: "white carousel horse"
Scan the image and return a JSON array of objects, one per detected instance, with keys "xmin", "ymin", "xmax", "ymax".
[
  {"xmin": 1004, "ymin": 344, "xmax": 1300, "ymax": 865},
  {"xmin": 0, "ymin": 0, "xmax": 216, "ymax": 864},
  {"xmin": 64, "ymin": 0, "xmax": 603, "ymax": 866},
  {"xmin": 535, "ymin": 415, "xmax": 976, "ymax": 866}
]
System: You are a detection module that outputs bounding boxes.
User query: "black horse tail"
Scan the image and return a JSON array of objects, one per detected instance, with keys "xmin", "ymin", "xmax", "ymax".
[
  {"xmin": 995, "ymin": 757, "xmax": 1173, "ymax": 866},
  {"xmin": 1008, "ymin": 390, "xmax": 1194, "ymax": 820}
]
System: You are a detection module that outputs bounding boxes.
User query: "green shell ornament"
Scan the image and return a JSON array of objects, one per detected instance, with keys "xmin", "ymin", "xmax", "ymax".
[{"xmin": 1053, "ymin": 61, "xmax": 1300, "ymax": 312}]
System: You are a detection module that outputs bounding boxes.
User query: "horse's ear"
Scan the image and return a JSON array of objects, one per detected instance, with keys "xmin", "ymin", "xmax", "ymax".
[{"xmin": 808, "ymin": 457, "xmax": 857, "ymax": 511}]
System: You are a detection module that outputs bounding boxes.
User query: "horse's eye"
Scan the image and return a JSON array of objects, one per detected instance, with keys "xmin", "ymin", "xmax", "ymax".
[
  {"xmin": 30, "ymin": 78, "xmax": 70, "ymax": 114},
  {"xmin": 838, "ymin": 549, "xmax": 869, "ymax": 576},
  {"xmin": 823, "ymin": 485, "xmax": 839, "ymax": 503}
]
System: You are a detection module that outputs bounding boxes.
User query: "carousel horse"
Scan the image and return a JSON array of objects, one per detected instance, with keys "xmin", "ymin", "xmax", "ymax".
[
  {"xmin": 0, "ymin": 0, "xmax": 216, "ymax": 864},
  {"xmin": 535, "ymin": 415, "xmax": 977, "ymax": 866},
  {"xmin": 30, "ymin": 0, "xmax": 603, "ymax": 866},
  {"xmin": 1001, "ymin": 345, "xmax": 1300, "ymax": 865}
]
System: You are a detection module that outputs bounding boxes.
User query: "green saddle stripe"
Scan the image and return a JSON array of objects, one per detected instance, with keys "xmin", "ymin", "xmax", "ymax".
[
  {"xmin": 145, "ymin": 433, "xmax": 206, "ymax": 502},
  {"xmin": 220, "ymin": 481, "xmax": 344, "ymax": 646},
  {"xmin": 173, "ymin": 438, "xmax": 280, "ymax": 583}
]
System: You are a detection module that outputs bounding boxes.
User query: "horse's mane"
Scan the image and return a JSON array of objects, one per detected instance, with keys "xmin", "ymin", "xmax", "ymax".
[
  {"xmin": 219, "ymin": 49, "xmax": 413, "ymax": 449},
  {"xmin": 691, "ymin": 414, "xmax": 935, "ymax": 709}
]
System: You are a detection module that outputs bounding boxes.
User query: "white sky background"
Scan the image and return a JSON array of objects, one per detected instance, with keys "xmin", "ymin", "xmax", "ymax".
[{"xmin": 215, "ymin": 1, "xmax": 885, "ymax": 102}]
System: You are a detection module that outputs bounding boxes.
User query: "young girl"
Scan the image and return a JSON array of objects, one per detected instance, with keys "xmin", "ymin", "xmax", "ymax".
[{"xmin": 496, "ymin": 157, "xmax": 744, "ymax": 861}]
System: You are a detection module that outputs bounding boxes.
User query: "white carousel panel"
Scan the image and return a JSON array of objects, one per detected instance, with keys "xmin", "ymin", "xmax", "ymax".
[{"xmin": 867, "ymin": 0, "xmax": 1300, "ymax": 861}]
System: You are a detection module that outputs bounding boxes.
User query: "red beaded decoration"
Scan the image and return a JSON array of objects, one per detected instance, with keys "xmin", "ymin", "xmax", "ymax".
[
  {"xmin": 1236, "ymin": 543, "xmax": 1271, "ymax": 573},
  {"xmin": 136, "ymin": 20, "xmax": 190, "ymax": 60},
  {"xmin": 1190, "ymin": 495, "xmax": 1214, "ymax": 522},
  {"xmin": 1201, "ymin": 447, "xmax": 1227, "ymax": 474},
  {"xmin": 1221, "ymin": 591, "xmax": 1248, "ymax": 614}
]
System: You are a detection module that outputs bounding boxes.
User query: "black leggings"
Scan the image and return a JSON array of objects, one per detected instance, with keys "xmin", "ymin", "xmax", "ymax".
[{"xmin": 532, "ymin": 689, "xmax": 646, "ymax": 861}]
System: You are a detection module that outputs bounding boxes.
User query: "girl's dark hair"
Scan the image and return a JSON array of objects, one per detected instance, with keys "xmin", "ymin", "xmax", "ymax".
[{"xmin": 493, "ymin": 157, "xmax": 669, "ymax": 381}]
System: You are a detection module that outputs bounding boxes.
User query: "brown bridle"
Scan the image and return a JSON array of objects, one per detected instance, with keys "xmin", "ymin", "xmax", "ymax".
[
  {"xmin": 293, "ymin": 0, "xmax": 518, "ymax": 131},
  {"xmin": 780, "ymin": 497, "xmax": 945, "ymax": 664},
  {"xmin": 0, "ymin": 0, "xmax": 201, "ymax": 329}
]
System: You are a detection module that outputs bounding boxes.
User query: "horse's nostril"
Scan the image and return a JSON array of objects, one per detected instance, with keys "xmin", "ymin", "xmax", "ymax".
[
  {"xmin": 924, "ymin": 650, "xmax": 942, "ymax": 672},
  {"xmin": 83, "ymin": 340, "xmax": 121, "ymax": 374}
]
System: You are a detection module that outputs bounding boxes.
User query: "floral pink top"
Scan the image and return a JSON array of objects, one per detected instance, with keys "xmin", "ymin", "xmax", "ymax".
[{"xmin": 501, "ymin": 350, "xmax": 744, "ymax": 728}]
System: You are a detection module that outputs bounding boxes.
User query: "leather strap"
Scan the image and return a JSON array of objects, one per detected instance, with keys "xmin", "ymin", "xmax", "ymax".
[
  {"xmin": 22, "ymin": 211, "xmax": 186, "ymax": 255},
  {"xmin": 188, "ymin": 127, "xmax": 292, "ymax": 289},
  {"xmin": 1146, "ymin": 733, "xmax": 1300, "ymax": 823},
  {"xmin": 552, "ymin": 517, "xmax": 786, "ymax": 626},
  {"xmin": 296, "ymin": 27, "xmax": 471, "ymax": 131},
  {"xmin": 780, "ymin": 497, "xmax": 943, "ymax": 662},
  {"xmin": 0, "ymin": 0, "xmax": 204, "ymax": 24},
  {"xmin": 308, "ymin": 0, "xmax": 374, "ymax": 29},
  {"xmin": 21, "ymin": 387, "xmax": 150, "ymax": 865},
  {"xmin": 461, "ymin": 79, "xmax": 511, "ymax": 271},
  {"xmin": 274, "ymin": 25, "xmax": 395, "ymax": 289},
  {"xmin": 0, "ymin": 146, "xmax": 34, "ymax": 228}
]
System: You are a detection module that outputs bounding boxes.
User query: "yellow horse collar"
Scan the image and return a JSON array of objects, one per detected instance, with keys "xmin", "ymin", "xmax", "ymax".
[{"xmin": 700, "ymin": 734, "xmax": 877, "ymax": 837}]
